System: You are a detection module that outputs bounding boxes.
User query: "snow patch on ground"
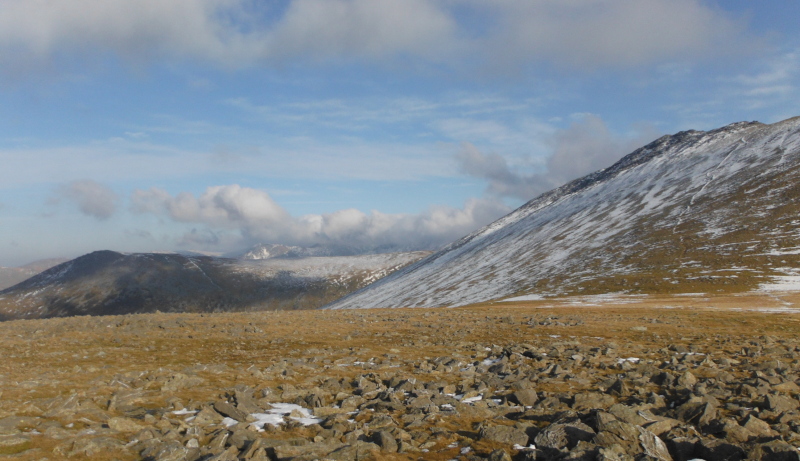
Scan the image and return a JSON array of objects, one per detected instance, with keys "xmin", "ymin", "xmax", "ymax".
[
  {"xmin": 759, "ymin": 275, "xmax": 800, "ymax": 292},
  {"xmin": 501, "ymin": 294, "xmax": 545, "ymax": 302},
  {"xmin": 249, "ymin": 403, "xmax": 323, "ymax": 430}
]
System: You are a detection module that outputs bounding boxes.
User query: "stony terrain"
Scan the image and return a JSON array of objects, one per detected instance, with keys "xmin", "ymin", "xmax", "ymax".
[{"xmin": 2, "ymin": 293, "xmax": 800, "ymax": 460}]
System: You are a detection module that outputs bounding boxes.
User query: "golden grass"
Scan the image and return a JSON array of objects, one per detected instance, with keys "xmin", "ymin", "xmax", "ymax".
[{"xmin": 1, "ymin": 291, "xmax": 799, "ymax": 460}]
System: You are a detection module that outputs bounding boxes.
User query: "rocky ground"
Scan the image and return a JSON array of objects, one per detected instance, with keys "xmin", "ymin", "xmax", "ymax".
[{"xmin": 2, "ymin": 294, "xmax": 800, "ymax": 460}]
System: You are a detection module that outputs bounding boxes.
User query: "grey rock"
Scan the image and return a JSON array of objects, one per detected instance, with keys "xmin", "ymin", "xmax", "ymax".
[
  {"xmin": 637, "ymin": 426, "xmax": 672, "ymax": 461},
  {"xmin": 742, "ymin": 415, "xmax": 778, "ymax": 438},
  {"xmin": 272, "ymin": 442, "xmax": 344, "ymax": 460},
  {"xmin": 764, "ymin": 394, "xmax": 799, "ymax": 414},
  {"xmin": 372, "ymin": 430, "xmax": 398, "ymax": 452},
  {"xmin": 534, "ymin": 421, "xmax": 594, "ymax": 450},
  {"xmin": 304, "ymin": 393, "xmax": 324, "ymax": 408},
  {"xmin": 214, "ymin": 400, "xmax": 249, "ymax": 422},
  {"xmin": 161, "ymin": 373, "xmax": 204, "ymax": 392},
  {"xmin": 208, "ymin": 430, "xmax": 230, "ymax": 452},
  {"xmin": 749, "ymin": 440, "xmax": 800, "ymax": 461},
  {"xmin": 233, "ymin": 387, "xmax": 262, "ymax": 414},
  {"xmin": 511, "ymin": 389, "xmax": 539, "ymax": 406},
  {"xmin": 573, "ymin": 392, "xmax": 616, "ymax": 411},
  {"xmin": 677, "ymin": 371, "xmax": 698, "ymax": 389},
  {"xmin": 696, "ymin": 438, "xmax": 746, "ymax": 461},
  {"xmin": 68, "ymin": 436, "xmax": 126, "ymax": 457},
  {"xmin": 720, "ymin": 418, "xmax": 754, "ymax": 444},
  {"xmin": 674, "ymin": 398, "xmax": 717, "ymax": 427},
  {"xmin": 487, "ymin": 448, "xmax": 513, "ymax": 461},
  {"xmin": 194, "ymin": 406, "xmax": 224, "ymax": 426},
  {"xmin": 207, "ymin": 446, "xmax": 239, "ymax": 461},
  {"xmin": 480, "ymin": 425, "xmax": 529, "ymax": 446},
  {"xmin": 228, "ymin": 427, "xmax": 258, "ymax": 449},
  {"xmin": 597, "ymin": 444, "xmax": 634, "ymax": 461},
  {"xmin": 665, "ymin": 436, "xmax": 699, "ymax": 461},
  {"xmin": 609, "ymin": 404, "xmax": 649, "ymax": 426},
  {"xmin": 107, "ymin": 416, "xmax": 145, "ymax": 433},
  {"xmin": 141, "ymin": 440, "xmax": 189, "ymax": 461},
  {"xmin": 0, "ymin": 434, "xmax": 30, "ymax": 450},
  {"xmin": 606, "ymin": 379, "xmax": 630, "ymax": 397},
  {"xmin": 326, "ymin": 441, "xmax": 380, "ymax": 460},
  {"xmin": 593, "ymin": 417, "xmax": 641, "ymax": 455}
]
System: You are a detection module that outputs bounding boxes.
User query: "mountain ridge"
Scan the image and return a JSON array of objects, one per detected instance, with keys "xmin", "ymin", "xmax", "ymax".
[
  {"xmin": 326, "ymin": 117, "xmax": 800, "ymax": 309},
  {"xmin": 0, "ymin": 250, "xmax": 428, "ymax": 320}
]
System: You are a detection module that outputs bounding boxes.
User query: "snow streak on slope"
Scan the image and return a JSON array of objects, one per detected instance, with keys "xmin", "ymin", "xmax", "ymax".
[{"xmin": 327, "ymin": 117, "xmax": 800, "ymax": 309}]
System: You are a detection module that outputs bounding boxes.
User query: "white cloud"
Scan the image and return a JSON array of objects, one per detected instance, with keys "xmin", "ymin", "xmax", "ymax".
[
  {"xmin": 261, "ymin": 0, "xmax": 457, "ymax": 62},
  {"xmin": 0, "ymin": 0, "xmax": 753, "ymax": 75},
  {"xmin": 0, "ymin": 0, "xmax": 252, "ymax": 71},
  {"xmin": 473, "ymin": 0, "xmax": 750, "ymax": 71},
  {"xmin": 132, "ymin": 185, "xmax": 290, "ymax": 233},
  {"xmin": 456, "ymin": 115, "xmax": 660, "ymax": 201},
  {"xmin": 57, "ymin": 179, "xmax": 118, "ymax": 219},
  {"xmin": 0, "ymin": 0, "xmax": 456, "ymax": 72},
  {"xmin": 131, "ymin": 184, "xmax": 510, "ymax": 252}
]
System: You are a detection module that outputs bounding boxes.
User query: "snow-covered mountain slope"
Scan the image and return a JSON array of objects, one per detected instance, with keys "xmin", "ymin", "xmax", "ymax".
[
  {"xmin": 326, "ymin": 117, "xmax": 800, "ymax": 309},
  {"xmin": 0, "ymin": 251, "xmax": 428, "ymax": 320}
]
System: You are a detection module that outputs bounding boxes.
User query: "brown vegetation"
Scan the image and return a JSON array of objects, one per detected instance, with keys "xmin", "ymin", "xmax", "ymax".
[{"xmin": 1, "ymin": 292, "xmax": 799, "ymax": 460}]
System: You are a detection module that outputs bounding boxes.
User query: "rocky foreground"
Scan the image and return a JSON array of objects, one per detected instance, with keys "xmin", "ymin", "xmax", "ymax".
[{"xmin": 2, "ymin": 296, "xmax": 800, "ymax": 460}]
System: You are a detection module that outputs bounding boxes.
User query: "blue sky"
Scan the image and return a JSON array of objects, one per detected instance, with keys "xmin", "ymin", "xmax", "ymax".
[{"xmin": 2, "ymin": 0, "xmax": 800, "ymax": 266}]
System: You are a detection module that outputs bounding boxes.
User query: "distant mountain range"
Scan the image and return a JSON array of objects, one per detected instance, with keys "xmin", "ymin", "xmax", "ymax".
[
  {"xmin": 6, "ymin": 117, "xmax": 800, "ymax": 318},
  {"xmin": 0, "ymin": 250, "xmax": 428, "ymax": 320},
  {"xmin": 234, "ymin": 242, "xmax": 419, "ymax": 260},
  {"xmin": 0, "ymin": 258, "xmax": 69, "ymax": 290},
  {"xmin": 327, "ymin": 117, "xmax": 800, "ymax": 309}
]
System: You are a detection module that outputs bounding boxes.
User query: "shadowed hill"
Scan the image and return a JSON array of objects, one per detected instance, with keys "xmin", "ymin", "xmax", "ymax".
[{"xmin": 0, "ymin": 250, "xmax": 428, "ymax": 320}]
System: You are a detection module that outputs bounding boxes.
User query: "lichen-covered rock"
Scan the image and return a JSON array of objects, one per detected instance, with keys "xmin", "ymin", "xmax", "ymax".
[{"xmin": 480, "ymin": 425, "xmax": 529, "ymax": 446}]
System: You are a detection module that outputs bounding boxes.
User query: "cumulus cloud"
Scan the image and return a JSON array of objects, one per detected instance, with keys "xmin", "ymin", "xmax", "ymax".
[
  {"xmin": 457, "ymin": 115, "xmax": 660, "ymax": 201},
  {"xmin": 57, "ymin": 180, "xmax": 119, "ymax": 219},
  {"xmin": 132, "ymin": 185, "xmax": 291, "ymax": 240},
  {"xmin": 131, "ymin": 184, "xmax": 510, "ymax": 252},
  {"xmin": 0, "ymin": 0, "xmax": 752, "ymax": 74}
]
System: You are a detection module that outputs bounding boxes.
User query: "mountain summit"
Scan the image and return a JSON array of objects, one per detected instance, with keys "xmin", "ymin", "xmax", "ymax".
[{"xmin": 327, "ymin": 117, "xmax": 800, "ymax": 309}]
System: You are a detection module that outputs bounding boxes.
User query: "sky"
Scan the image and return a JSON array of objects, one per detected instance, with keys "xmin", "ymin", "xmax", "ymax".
[{"xmin": 2, "ymin": 0, "xmax": 800, "ymax": 266}]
